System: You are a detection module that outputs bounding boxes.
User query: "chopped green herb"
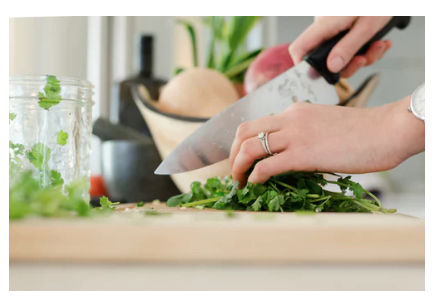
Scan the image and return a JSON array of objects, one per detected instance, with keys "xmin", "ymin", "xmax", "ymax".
[
  {"xmin": 9, "ymin": 171, "xmax": 91, "ymax": 219},
  {"xmin": 38, "ymin": 75, "xmax": 62, "ymax": 110},
  {"xmin": 57, "ymin": 130, "xmax": 68, "ymax": 146},
  {"xmin": 136, "ymin": 201, "xmax": 145, "ymax": 207},
  {"xmin": 50, "ymin": 170, "xmax": 64, "ymax": 187},
  {"xmin": 99, "ymin": 196, "xmax": 119, "ymax": 212},
  {"xmin": 9, "ymin": 113, "xmax": 16, "ymax": 124},
  {"xmin": 9, "ymin": 141, "xmax": 24, "ymax": 156},
  {"xmin": 305, "ymin": 100, "xmax": 312, "ymax": 103},
  {"xmin": 25, "ymin": 142, "xmax": 51, "ymax": 171},
  {"xmin": 166, "ymin": 163, "xmax": 396, "ymax": 214},
  {"xmin": 144, "ymin": 210, "xmax": 172, "ymax": 216}
]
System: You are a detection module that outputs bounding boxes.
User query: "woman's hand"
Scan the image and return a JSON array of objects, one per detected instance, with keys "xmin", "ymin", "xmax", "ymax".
[
  {"xmin": 229, "ymin": 97, "xmax": 424, "ymax": 186},
  {"xmin": 289, "ymin": 16, "xmax": 393, "ymax": 78}
]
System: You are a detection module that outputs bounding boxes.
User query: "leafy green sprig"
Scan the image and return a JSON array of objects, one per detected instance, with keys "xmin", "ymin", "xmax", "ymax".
[{"xmin": 167, "ymin": 171, "xmax": 396, "ymax": 214}]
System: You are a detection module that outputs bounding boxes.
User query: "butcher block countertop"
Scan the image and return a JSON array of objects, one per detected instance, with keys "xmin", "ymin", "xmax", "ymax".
[{"xmin": 9, "ymin": 203, "xmax": 425, "ymax": 264}]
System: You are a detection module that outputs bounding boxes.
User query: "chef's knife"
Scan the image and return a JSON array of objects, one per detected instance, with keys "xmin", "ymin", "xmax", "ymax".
[{"xmin": 155, "ymin": 16, "xmax": 411, "ymax": 175}]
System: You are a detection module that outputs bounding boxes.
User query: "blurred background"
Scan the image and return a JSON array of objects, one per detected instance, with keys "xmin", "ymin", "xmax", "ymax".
[{"xmin": 9, "ymin": 16, "xmax": 425, "ymax": 217}]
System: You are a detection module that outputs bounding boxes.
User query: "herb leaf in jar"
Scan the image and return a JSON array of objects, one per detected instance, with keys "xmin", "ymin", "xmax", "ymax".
[
  {"xmin": 38, "ymin": 75, "xmax": 62, "ymax": 110},
  {"xmin": 57, "ymin": 130, "xmax": 68, "ymax": 146}
]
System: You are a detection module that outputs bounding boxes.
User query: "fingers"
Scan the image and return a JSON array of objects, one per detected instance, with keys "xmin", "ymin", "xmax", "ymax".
[
  {"xmin": 340, "ymin": 56, "xmax": 367, "ymax": 78},
  {"xmin": 364, "ymin": 40, "xmax": 386, "ymax": 65},
  {"xmin": 327, "ymin": 17, "xmax": 392, "ymax": 73},
  {"xmin": 247, "ymin": 152, "xmax": 295, "ymax": 184},
  {"xmin": 340, "ymin": 40, "xmax": 392, "ymax": 78},
  {"xmin": 231, "ymin": 133, "xmax": 287, "ymax": 186},
  {"xmin": 229, "ymin": 115, "xmax": 281, "ymax": 167},
  {"xmin": 289, "ymin": 17, "xmax": 356, "ymax": 64}
]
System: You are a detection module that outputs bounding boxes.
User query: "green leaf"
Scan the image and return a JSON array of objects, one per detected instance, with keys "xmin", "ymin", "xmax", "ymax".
[
  {"xmin": 213, "ymin": 181, "xmax": 239, "ymax": 209},
  {"xmin": 267, "ymin": 195, "xmax": 285, "ymax": 212},
  {"xmin": 191, "ymin": 181, "xmax": 207, "ymax": 200},
  {"xmin": 50, "ymin": 170, "xmax": 64, "ymax": 187},
  {"xmin": 38, "ymin": 75, "xmax": 62, "ymax": 110},
  {"xmin": 176, "ymin": 20, "xmax": 198, "ymax": 67},
  {"xmin": 220, "ymin": 16, "xmax": 263, "ymax": 70},
  {"xmin": 9, "ymin": 141, "xmax": 25, "ymax": 156},
  {"xmin": 223, "ymin": 49, "xmax": 263, "ymax": 78},
  {"xmin": 99, "ymin": 196, "xmax": 119, "ymax": 211},
  {"xmin": 137, "ymin": 201, "xmax": 145, "ymax": 207},
  {"xmin": 57, "ymin": 130, "xmax": 68, "ymax": 146},
  {"xmin": 174, "ymin": 67, "xmax": 185, "ymax": 75},
  {"xmin": 251, "ymin": 196, "xmax": 263, "ymax": 211},
  {"xmin": 26, "ymin": 143, "xmax": 51, "ymax": 171},
  {"xmin": 350, "ymin": 182, "xmax": 365, "ymax": 199},
  {"xmin": 9, "ymin": 113, "xmax": 16, "ymax": 124},
  {"xmin": 167, "ymin": 192, "xmax": 192, "ymax": 207}
]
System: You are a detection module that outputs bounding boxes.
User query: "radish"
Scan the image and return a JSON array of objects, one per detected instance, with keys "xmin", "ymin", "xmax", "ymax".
[{"xmin": 244, "ymin": 43, "xmax": 294, "ymax": 94}]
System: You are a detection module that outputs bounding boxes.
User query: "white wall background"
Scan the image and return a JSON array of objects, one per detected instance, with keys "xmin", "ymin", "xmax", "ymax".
[{"xmin": 9, "ymin": 17, "xmax": 88, "ymax": 78}]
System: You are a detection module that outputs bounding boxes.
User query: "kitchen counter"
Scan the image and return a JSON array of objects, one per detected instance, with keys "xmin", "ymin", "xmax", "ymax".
[{"xmin": 10, "ymin": 262, "xmax": 424, "ymax": 291}]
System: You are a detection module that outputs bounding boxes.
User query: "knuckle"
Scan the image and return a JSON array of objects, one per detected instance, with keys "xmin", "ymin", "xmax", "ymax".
[
  {"xmin": 240, "ymin": 139, "xmax": 253, "ymax": 156},
  {"xmin": 236, "ymin": 122, "xmax": 249, "ymax": 138},
  {"xmin": 254, "ymin": 161, "xmax": 267, "ymax": 178}
]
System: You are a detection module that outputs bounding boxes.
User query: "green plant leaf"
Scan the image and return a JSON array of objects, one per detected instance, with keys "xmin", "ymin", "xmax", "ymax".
[
  {"xmin": 26, "ymin": 143, "xmax": 51, "ymax": 171},
  {"xmin": 219, "ymin": 16, "xmax": 263, "ymax": 70},
  {"xmin": 50, "ymin": 170, "xmax": 64, "ymax": 187},
  {"xmin": 223, "ymin": 48, "xmax": 263, "ymax": 79},
  {"xmin": 57, "ymin": 130, "xmax": 68, "ymax": 146},
  {"xmin": 38, "ymin": 75, "xmax": 62, "ymax": 110},
  {"xmin": 99, "ymin": 196, "xmax": 119, "ymax": 211},
  {"xmin": 176, "ymin": 19, "xmax": 198, "ymax": 67},
  {"xmin": 9, "ymin": 113, "xmax": 16, "ymax": 124},
  {"xmin": 174, "ymin": 67, "xmax": 185, "ymax": 75}
]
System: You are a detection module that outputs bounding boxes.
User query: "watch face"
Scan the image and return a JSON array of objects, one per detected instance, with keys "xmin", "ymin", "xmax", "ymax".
[{"xmin": 411, "ymin": 82, "xmax": 425, "ymax": 120}]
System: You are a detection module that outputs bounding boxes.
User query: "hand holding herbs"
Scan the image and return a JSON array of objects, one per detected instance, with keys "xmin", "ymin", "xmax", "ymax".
[
  {"xmin": 167, "ymin": 171, "xmax": 395, "ymax": 213},
  {"xmin": 229, "ymin": 99, "xmax": 424, "ymax": 185}
]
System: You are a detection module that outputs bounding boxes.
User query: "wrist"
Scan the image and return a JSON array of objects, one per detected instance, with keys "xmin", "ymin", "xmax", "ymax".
[{"xmin": 388, "ymin": 96, "xmax": 425, "ymax": 163}]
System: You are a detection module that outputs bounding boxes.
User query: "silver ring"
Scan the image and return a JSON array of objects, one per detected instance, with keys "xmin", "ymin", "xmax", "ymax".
[{"xmin": 258, "ymin": 132, "xmax": 273, "ymax": 156}]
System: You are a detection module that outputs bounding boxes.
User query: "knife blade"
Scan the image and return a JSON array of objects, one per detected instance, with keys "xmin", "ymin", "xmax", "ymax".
[{"xmin": 155, "ymin": 16, "xmax": 411, "ymax": 175}]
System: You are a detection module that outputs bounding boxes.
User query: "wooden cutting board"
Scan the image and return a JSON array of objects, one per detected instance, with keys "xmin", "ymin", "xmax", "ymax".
[{"xmin": 9, "ymin": 203, "xmax": 424, "ymax": 264}]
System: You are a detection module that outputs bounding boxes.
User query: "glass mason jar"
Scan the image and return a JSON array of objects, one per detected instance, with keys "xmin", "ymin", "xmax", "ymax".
[{"xmin": 9, "ymin": 75, "xmax": 94, "ymax": 201}]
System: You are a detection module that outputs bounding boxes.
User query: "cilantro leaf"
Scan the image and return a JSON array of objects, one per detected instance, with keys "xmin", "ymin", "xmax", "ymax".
[
  {"xmin": 50, "ymin": 170, "xmax": 64, "ymax": 187},
  {"xmin": 213, "ymin": 181, "xmax": 239, "ymax": 209},
  {"xmin": 137, "ymin": 201, "xmax": 145, "ymax": 207},
  {"xmin": 99, "ymin": 196, "xmax": 119, "ymax": 211},
  {"xmin": 267, "ymin": 194, "xmax": 285, "ymax": 212},
  {"xmin": 38, "ymin": 75, "xmax": 62, "ymax": 110},
  {"xmin": 9, "ymin": 113, "xmax": 16, "ymax": 124},
  {"xmin": 9, "ymin": 141, "xmax": 25, "ymax": 156},
  {"xmin": 167, "ymin": 192, "xmax": 192, "ymax": 207},
  {"xmin": 57, "ymin": 130, "xmax": 68, "ymax": 146},
  {"xmin": 26, "ymin": 143, "xmax": 51, "ymax": 171},
  {"xmin": 251, "ymin": 196, "xmax": 263, "ymax": 211}
]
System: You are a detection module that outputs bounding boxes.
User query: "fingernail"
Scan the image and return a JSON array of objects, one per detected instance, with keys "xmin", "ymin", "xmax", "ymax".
[{"xmin": 330, "ymin": 56, "xmax": 345, "ymax": 72}]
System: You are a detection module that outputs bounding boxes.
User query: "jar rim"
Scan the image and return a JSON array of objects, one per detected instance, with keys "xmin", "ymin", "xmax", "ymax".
[{"xmin": 9, "ymin": 74, "xmax": 94, "ymax": 89}]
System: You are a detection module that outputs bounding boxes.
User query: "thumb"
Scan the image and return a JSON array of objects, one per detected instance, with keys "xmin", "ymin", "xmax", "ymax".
[{"xmin": 289, "ymin": 17, "xmax": 356, "ymax": 64}]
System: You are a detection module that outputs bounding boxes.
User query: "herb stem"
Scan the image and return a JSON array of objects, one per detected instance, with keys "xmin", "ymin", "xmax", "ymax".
[
  {"xmin": 181, "ymin": 197, "xmax": 221, "ymax": 207},
  {"xmin": 271, "ymin": 179, "xmax": 297, "ymax": 192},
  {"xmin": 363, "ymin": 189, "xmax": 382, "ymax": 207},
  {"xmin": 309, "ymin": 196, "xmax": 331, "ymax": 203}
]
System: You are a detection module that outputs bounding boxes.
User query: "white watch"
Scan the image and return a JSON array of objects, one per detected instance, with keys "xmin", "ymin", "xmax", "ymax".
[{"xmin": 409, "ymin": 82, "xmax": 425, "ymax": 122}]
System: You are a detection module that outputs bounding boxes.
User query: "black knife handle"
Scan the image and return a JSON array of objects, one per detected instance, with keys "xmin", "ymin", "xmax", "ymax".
[{"xmin": 304, "ymin": 16, "xmax": 411, "ymax": 85}]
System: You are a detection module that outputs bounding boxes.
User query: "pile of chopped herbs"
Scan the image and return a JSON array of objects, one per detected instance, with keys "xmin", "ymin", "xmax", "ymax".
[
  {"xmin": 167, "ymin": 171, "xmax": 396, "ymax": 214},
  {"xmin": 9, "ymin": 170, "xmax": 121, "ymax": 219}
]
